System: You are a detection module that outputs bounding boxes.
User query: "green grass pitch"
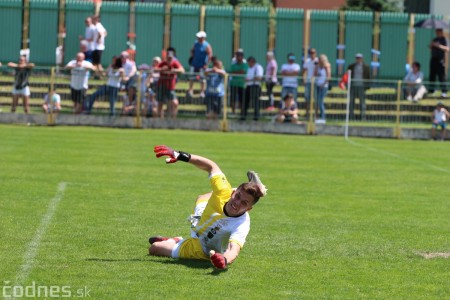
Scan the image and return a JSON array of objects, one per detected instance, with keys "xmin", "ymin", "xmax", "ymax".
[{"xmin": 1, "ymin": 124, "xmax": 449, "ymax": 299}]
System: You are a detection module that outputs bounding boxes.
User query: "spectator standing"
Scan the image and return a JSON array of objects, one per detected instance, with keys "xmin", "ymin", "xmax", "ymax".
[
  {"xmin": 153, "ymin": 51, "xmax": 185, "ymax": 119},
  {"xmin": 65, "ymin": 52, "xmax": 95, "ymax": 114},
  {"xmin": 347, "ymin": 53, "xmax": 370, "ymax": 120},
  {"xmin": 302, "ymin": 48, "xmax": 318, "ymax": 116},
  {"xmin": 276, "ymin": 93, "xmax": 299, "ymax": 124},
  {"xmin": 92, "ymin": 15, "xmax": 107, "ymax": 75},
  {"xmin": 7, "ymin": 55, "xmax": 34, "ymax": 113},
  {"xmin": 404, "ymin": 61, "xmax": 427, "ymax": 102},
  {"xmin": 264, "ymin": 51, "xmax": 278, "ymax": 111},
  {"xmin": 87, "ymin": 56, "xmax": 124, "ymax": 116},
  {"xmin": 120, "ymin": 51, "xmax": 138, "ymax": 109},
  {"xmin": 314, "ymin": 54, "xmax": 331, "ymax": 121},
  {"xmin": 228, "ymin": 49, "xmax": 248, "ymax": 115},
  {"xmin": 187, "ymin": 31, "xmax": 213, "ymax": 98},
  {"xmin": 204, "ymin": 57, "xmax": 226, "ymax": 120},
  {"xmin": 42, "ymin": 87, "xmax": 61, "ymax": 114},
  {"xmin": 280, "ymin": 53, "xmax": 301, "ymax": 105},
  {"xmin": 428, "ymin": 28, "xmax": 449, "ymax": 98},
  {"xmin": 79, "ymin": 17, "xmax": 95, "ymax": 63},
  {"xmin": 242, "ymin": 56, "xmax": 263, "ymax": 121},
  {"xmin": 431, "ymin": 101, "xmax": 450, "ymax": 141},
  {"xmin": 142, "ymin": 56, "xmax": 162, "ymax": 118}
]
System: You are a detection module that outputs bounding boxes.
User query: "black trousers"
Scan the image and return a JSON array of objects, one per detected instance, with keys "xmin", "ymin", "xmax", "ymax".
[
  {"xmin": 429, "ymin": 58, "xmax": 447, "ymax": 93},
  {"xmin": 242, "ymin": 85, "xmax": 261, "ymax": 120}
]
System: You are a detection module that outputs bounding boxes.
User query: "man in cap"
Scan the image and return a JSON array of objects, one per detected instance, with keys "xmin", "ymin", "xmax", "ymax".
[
  {"xmin": 187, "ymin": 31, "xmax": 213, "ymax": 99},
  {"xmin": 347, "ymin": 53, "xmax": 370, "ymax": 120},
  {"xmin": 280, "ymin": 53, "xmax": 301, "ymax": 105},
  {"xmin": 429, "ymin": 28, "xmax": 449, "ymax": 98}
]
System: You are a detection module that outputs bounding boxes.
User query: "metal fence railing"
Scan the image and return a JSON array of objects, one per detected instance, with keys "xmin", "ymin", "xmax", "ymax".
[{"xmin": 1, "ymin": 64, "xmax": 448, "ymax": 138}]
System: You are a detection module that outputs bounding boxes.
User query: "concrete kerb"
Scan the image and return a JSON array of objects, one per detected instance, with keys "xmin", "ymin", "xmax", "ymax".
[{"xmin": 0, "ymin": 113, "xmax": 442, "ymax": 140}]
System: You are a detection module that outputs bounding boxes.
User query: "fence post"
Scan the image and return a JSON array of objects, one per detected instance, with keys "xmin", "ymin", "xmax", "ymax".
[
  {"xmin": 338, "ymin": 10, "xmax": 345, "ymax": 76},
  {"xmin": 22, "ymin": 0, "xmax": 30, "ymax": 50},
  {"xmin": 48, "ymin": 67, "xmax": 56, "ymax": 126},
  {"xmin": 135, "ymin": 72, "xmax": 142, "ymax": 128},
  {"xmin": 221, "ymin": 74, "xmax": 229, "ymax": 132},
  {"xmin": 407, "ymin": 14, "xmax": 415, "ymax": 68},
  {"xmin": 233, "ymin": 6, "xmax": 240, "ymax": 52},
  {"xmin": 394, "ymin": 80, "xmax": 402, "ymax": 139},
  {"xmin": 200, "ymin": 5, "xmax": 206, "ymax": 32},
  {"xmin": 372, "ymin": 12, "xmax": 381, "ymax": 78},
  {"xmin": 163, "ymin": 1, "xmax": 171, "ymax": 51},
  {"xmin": 307, "ymin": 76, "xmax": 315, "ymax": 135},
  {"xmin": 303, "ymin": 9, "xmax": 311, "ymax": 62},
  {"xmin": 268, "ymin": 5, "xmax": 276, "ymax": 51},
  {"xmin": 57, "ymin": 0, "xmax": 66, "ymax": 68},
  {"xmin": 94, "ymin": 0, "xmax": 102, "ymax": 16}
]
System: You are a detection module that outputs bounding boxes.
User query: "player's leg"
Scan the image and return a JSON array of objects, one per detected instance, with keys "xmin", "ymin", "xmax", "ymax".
[{"xmin": 149, "ymin": 239, "xmax": 180, "ymax": 257}]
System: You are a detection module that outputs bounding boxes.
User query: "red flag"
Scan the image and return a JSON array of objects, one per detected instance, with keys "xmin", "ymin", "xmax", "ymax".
[{"xmin": 339, "ymin": 73, "xmax": 348, "ymax": 90}]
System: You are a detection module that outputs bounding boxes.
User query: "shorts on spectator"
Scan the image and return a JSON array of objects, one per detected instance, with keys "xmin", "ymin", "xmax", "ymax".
[
  {"xmin": 432, "ymin": 121, "xmax": 447, "ymax": 129},
  {"xmin": 71, "ymin": 88, "xmax": 86, "ymax": 103},
  {"xmin": 156, "ymin": 85, "xmax": 176, "ymax": 103},
  {"xmin": 12, "ymin": 86, "xmax": 30, "ymax": 96},
  {"xmin": 189, "ymin": 66, "xmax": 205, "ymax": 81},
  {"xmin": 92, "ymin": 50, "xmax": 103, "ymax": 65},
  {"xmin": 206, "ymin": 95, "xmax": 223, "ymax": 115},
  {"xmin": 124, "ymin": 75, "xmax": 138, "ymax": 90}
]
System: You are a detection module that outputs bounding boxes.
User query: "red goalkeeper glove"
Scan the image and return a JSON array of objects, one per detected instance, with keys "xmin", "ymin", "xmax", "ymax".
[
  {"xmin": 154, "ymin": 145, "xmax": 191, "ymax": 164},
  {"xmin": 209, "ymin": 250, "xmax": 227, "ymax": 269}
]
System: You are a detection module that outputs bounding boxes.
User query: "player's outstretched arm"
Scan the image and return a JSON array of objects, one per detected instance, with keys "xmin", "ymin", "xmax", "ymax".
[
  {"xmin": 209, "ymin": 242, "xmax": 241, "ymax": 269},
  {"xmin": 154, "ymin": 145, "xmax": 221, "ymax": 176}
]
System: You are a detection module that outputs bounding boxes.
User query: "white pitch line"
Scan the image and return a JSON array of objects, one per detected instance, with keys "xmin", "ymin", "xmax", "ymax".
[
  {"xmin": 14, "ymin": 182, "xmax": 67, "ymax": 286},
  {"xmin": 346, "ymin": 139, "xmax": 450, "ymax": 174}
]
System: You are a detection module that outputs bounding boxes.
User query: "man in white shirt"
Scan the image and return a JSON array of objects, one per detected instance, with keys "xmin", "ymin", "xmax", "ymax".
[
  {"xmin": 121, "ymin": 51, "xmax": 138, "ymax": 109},
  {"xmin": 79, "ymin": 17, "xmax": 96, "ymax": 63},
  {"xmin": 241, "ymin": 56, "xmax": 264, "ymax": 121},
  {"xmin": 92, "ymin": 15, "xmax": 107, "ymax": 75},
  {"xmin": 404, "ymin": 61, "xmax": 426, "ymax": 102},
  {"xmin": 281, "ymin": 53, "xmax": 301, "ymax": 105},
  {"xmin": 302, "ymin": 48, "xmax": 318, "ymax": 116},
  {"xmin": 65, "ymin": 52, "xmax": 95, "ymax": 114}
]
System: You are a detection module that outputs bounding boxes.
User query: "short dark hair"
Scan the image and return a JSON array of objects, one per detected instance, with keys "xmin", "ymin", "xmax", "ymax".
[
  {"xmin": 237, "ymin": 182, "xmax": 264, "ymax": 205},
  {"xmin": 247, "ymin": 56, "xmax": 256, "ymax": 63},
  {"xmin": 412, "ymin": 61, "xmax": 421, "ymax": 70}
]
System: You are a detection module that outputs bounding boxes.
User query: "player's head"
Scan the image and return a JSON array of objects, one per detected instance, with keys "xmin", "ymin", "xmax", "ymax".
[{"xmin": 227, "ymin": 182, "xmax": 264, "ymax": 216}]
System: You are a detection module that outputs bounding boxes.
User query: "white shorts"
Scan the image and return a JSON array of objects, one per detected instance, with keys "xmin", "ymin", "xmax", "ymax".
[{"xmin": 12, "ymin": 86, "xmax": 30, "ymax": 96}]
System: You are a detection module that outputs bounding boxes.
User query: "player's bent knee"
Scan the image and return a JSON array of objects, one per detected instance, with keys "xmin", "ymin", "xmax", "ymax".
[{"xmin": 149, "ymin": 241, "xmax": 175, "ymax": 257}]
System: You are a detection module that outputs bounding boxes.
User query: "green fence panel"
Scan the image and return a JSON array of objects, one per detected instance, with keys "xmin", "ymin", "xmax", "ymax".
[
  {"xmin": 170, "ymin": 4, "xmax": 200, "ymax": 68},
  {"xmin": 379, "ymin": 13, "xmax": 409, "ymax": 79},
  {"xmin": 0, "ymin": 0, "xmax": 23, "ymax": 63},
  {"xmin": 310, "ymin": 10, "xmax": 338, "ymax": 76},
  {"xmin": 29, "ymin": 0, "xmax": 58, "ymax": 66},
  {"xmin": 275, "ymin": 8, "xmax": 303, "ymax": 66},
  {"xmin": 240, "ymin": 7, "xmax": 269, "ymax": 64},
  {"xmin": 344, "ymin": 11, "xmax": 373, "ymax": 73},
  {"xmin": 414, "ymin": 14, "xmax": 443, "ymax": 80},
  {"xmin": 135, "ymin": 2, "xmax": 164, "ymax": 65},
  {"xmin": 205, "ymin": 6, "xmax": 234, "ymax": 70},
  {"xmin": 64, "ymin": 0, "xmax": 94, "ymax": 64},
  {"xmin": 100, "ymin": 1, "xmax": 129, "ymax": 67}
]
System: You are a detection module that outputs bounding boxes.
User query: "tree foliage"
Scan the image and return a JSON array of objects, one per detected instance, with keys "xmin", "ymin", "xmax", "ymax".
[{"xmin": 342, "ymin": 0, "xmax": 401, "ymax": 12}]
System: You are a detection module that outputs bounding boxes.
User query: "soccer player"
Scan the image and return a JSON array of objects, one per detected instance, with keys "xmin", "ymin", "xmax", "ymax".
[{"xmin": 149, "ymin": 145, "xmax": 267, "ymax": 269}]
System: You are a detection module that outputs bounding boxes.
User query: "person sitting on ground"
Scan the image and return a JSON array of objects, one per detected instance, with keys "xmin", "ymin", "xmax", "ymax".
[
  {"xmin": 42, "ymin": 87, "xmax": 61, "ymax": 114},
  {"xmin": 276, "ymin": 93, "xmax": 299, "ymax": 124},
  {"xmin": 431, "ymin": 101, "xmax": 450, "ymax": 141},
  {"xmin": 404, "ymin": 61, "xmax": 427, "ymax": 102}
]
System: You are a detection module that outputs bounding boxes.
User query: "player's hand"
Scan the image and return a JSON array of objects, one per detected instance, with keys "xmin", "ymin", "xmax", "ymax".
[
  {"xmin": 209, "ymin": 250, "xmax": 227, "ymax": 269},
  {"xmin": 154, "ymin": 145, "xmax": 178, "ymax": 164}
]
